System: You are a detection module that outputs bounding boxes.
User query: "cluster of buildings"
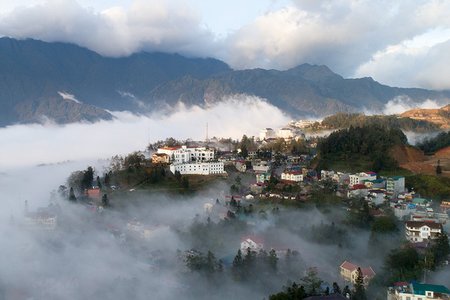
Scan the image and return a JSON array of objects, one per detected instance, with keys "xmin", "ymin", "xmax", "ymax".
[
  {"xmin": 152, "ymin": 145, "xmax": 225, "ymax": 176},
  {"xmin": 388, "ymin": 282, "xmax": 450, "ymax": 300}
]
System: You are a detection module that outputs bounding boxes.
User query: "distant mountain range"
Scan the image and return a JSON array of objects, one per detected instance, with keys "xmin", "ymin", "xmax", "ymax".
[{"xmin": 1, "ymin": 37, "xmax": 449, "ymax": 127}]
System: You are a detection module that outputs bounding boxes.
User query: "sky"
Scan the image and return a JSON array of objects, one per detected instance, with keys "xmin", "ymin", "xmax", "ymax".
[{"xmin": 0, "ymin": 0, "xmax": 450, "ymax": 89}]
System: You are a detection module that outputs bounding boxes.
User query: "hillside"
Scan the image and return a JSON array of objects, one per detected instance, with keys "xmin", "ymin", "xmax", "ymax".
[
  {"xmin": 317, "ymin": 124, "xmax": 408, "ymax": 172},
  {"xmin": 400, "ymin": 104, "xmax": 450, "ymax": 129},
  {"xmin": 321, "ymin": 113, "xmax": 440, "ymax": 132},
  {"xmin": 1, "ymin": 38, "xmax": 450, "ymax": 126}
]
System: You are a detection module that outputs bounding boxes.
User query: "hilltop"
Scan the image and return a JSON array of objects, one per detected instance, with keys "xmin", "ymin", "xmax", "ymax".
[{"xmin": 400, "ymin": 104, "xmax": 450, "ymax": 129}]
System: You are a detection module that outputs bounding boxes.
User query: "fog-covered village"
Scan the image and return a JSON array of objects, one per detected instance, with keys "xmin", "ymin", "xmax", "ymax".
[{"xmin": 5, "ymin": 119, "xmax": 450, "ymax": 300}]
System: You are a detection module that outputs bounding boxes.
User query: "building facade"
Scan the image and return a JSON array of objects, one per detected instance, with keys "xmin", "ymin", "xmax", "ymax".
[
  {"xmin": 170, "ymin": 161, "xmax": 225, "ymax": 175},
  {"xmin": 405, "ymin": 221, "xmax": 443, "ymax": 243}
]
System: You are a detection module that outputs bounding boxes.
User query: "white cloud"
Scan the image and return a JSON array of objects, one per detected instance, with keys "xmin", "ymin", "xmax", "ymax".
[
  {"xmin": 0, "ymin": 95, "xmax": 289, "ymax": 169},
  {"xmin": 58, "ymin": 91, "xmax": 81, "ymax": 104},
  {"xmin": 1, "ymin": 0, "xmax": 450, "ymax": 88},
  {"xmin": 0, "ymin": 0, "xmax": 218, "ymax": 57},
  {"xmin": 382, "ymin": 96, "xmax": 443, "ymax": 115}
]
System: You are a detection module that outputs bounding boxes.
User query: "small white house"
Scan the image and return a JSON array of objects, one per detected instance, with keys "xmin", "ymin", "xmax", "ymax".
[
  {"xmin": 349, "ymin": 172, "xmax": 377, "ymax": 187},
  {"xmin": 240, "ymin": 236, "xmax": 264, "ymax": 253}
]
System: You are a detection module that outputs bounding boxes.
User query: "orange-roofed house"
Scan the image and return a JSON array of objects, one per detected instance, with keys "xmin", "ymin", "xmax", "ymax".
[
  {"xmin": 86, "ymin": 187, "xmax": 102, "ymax": 199},
  {"xmin": 340, "ymin": 261, "xmax": 375, "ymax": 286}
]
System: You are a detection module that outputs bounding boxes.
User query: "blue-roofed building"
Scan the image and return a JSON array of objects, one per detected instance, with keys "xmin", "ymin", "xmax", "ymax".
[{"xmin": 388, "ymin": 282, "xmax": 450, "ymax": 300}]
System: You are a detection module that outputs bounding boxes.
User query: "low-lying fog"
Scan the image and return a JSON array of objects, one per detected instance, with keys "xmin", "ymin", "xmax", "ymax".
[{"xmin": 0, "ymin": 96, "xmax": 447, "ymax": 299}]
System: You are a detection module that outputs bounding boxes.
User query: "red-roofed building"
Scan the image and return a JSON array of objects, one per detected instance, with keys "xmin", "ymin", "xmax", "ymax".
[
  {"xmin": 86, "ymin": 187, "xmax": 101, "ymax": 199},
  {"xmin": 340, "ymin": 261, "xmax": 375, "ymax": 286},
  {"xmin": 281, "ymin": 170, "xmax": 303, "ymax": 182}
]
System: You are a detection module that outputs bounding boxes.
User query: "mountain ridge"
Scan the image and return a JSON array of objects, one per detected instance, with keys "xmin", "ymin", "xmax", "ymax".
[{"xmin": 0, "ymin": 37, "xmax": 449, "ymax": 126}]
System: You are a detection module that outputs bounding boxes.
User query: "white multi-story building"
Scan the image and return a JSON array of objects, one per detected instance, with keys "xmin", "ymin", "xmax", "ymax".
[
  {"xmin": 405, "ymin": 220, "xmax": 443, "ymax": 243},
  {"xmin": 157, "ymin": 146, "xmax": 215, "ymax": 164},
  {"xmin": 349, "ymin": 172, "xmax": 377, "ymax": 187},
  {"xmin": 386, "ymin": 176, "xmax": 406, "ymax": 196},
  {"xmin": 278, "ymin": 127, "xmax": 294, "ymax": 139},
  {"xmin": 170, "ymin": 161, "xmax": 225, "ymax": 175},
  {"xmin": 259, "ymin": 128, "xmax": 277, "ymax": 140}
]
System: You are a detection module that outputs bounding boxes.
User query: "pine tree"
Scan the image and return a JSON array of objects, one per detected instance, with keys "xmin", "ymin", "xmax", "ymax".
[
  {"xmin": 232, "ymin": 249, "xmax": 244, "ymax": 281},
  {"xmin": 332, "ymin": 282, "xmax": 341, "ymax": 294},
  {"xmin": 102, "ymin": 194, "xmax": 109, "ymax": 206},
  {"xmin": 268, "ymin": 249, "xmax": 278, "ymax": 272},
  {"xmin": 69, "ymin": 187, "xmax": 77, "ymax": 201},
  {"xmin": 342, "ymin": 285, "xmax": 351, "ymax": 299},
  {"xmin": 353, "ymin": 267, "xmax": 367, "ymax": 300}
]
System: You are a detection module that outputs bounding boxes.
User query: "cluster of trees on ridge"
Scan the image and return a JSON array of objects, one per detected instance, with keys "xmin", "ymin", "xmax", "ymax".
[
  {"xmin": 417, "ymin": 131, "xmax": 450, "ymax": 154},
  {"xmin": 318, "ymin": 124, "xmax": 407, "ymax": 172},
  {"xmin": 321, "ymin": 113, "xmax": 439, "ymax": 132}
]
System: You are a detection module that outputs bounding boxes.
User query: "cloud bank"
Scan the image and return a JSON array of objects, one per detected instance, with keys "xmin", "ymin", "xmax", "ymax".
[
  {"xmin": 1, "ymin": 0, "xmax": 450, "ymax": 89},
  {"xmin": 0, "ymin": 96, "xmax": 290, "ymax": 169}
]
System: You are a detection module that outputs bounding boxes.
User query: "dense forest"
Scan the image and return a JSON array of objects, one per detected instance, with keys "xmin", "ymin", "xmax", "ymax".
[
  {"xmin": 318, "ymin": 124, "xmax": 408, "ymax": 172},
  {"xmin": 321, "ymin": 113, "xmax": 439, "ymax": 132},
  {"xmin": 417, "ymin": 131, "xmax": 450, "ymax": 154}
]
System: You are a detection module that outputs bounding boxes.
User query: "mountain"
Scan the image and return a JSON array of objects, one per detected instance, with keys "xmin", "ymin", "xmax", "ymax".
[
  {"xmin": 1, "ymin": 37, "xmax": 449, "ymax": 126},
  {"xmin": 400, "ymin": 104, "xmax": 450, "ymax": 129}
]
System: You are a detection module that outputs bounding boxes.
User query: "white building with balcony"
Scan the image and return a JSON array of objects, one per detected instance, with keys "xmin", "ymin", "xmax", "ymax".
[
  {"xmin": 157, "ymin": 145, "xmax": 215, "ymax": 164},
  {"xmin": 387, "ymin": 282, "xmax": 450, "ymax": 300},
  {"xmin": 405, "ymin": 220, "xmax": 443, "ymax": 243}
]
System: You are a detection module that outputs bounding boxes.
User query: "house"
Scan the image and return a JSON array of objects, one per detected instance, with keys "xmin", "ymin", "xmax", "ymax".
[
  {"xmin": 440, "ymin": 201, "xmax": 450, "ymax": 213},
  {"xmin": 240, "ymin": 236, "xmax": 264, "ymax": 253},
  {"xmin": 260, "ymin": 128, "xmax": 276, "ymax": 140},
  {"xmin": 86, "ymin": 187, "xmax": 101, "ymax": 199},
  {"xmin": 320, "ymin": 170, "xmax": 335, "ymax": 181},
  {"xmin": 234, "ymin": 160, "xmax": 247, "ymax": 172},
  {"xmin": 278, "ymin": 127, "xmax": 294, "ymax": 139},
  {"xmin": 151, "ymin": 153, "xmax": 170, "ymax": 164},
  {"xmin": 387, "ymin": 282, "xmax": 450, "ymax": 300},
  {"xmin": 281, "ymin": 170, "xmax": 303, "ymax": 182},
  {"xmin": 24, "ymin": 208, "xmax": 57, "ymax": 230},
  {"xmin": 256, "ymin": 172, "xmax": 271, "ymax": 184},
  {"xmin": 412, "ymin": 197, "xmax": 432, "ymax": 207},
  {"xmin": 339, "ymin": 261, "xmax": 375, "ymax": 286},
  {"xmin": 386, "ymin": 176, "xmax": 406, "ymax": 196},
  {"xmin": 405, "ymin": 220, "xmax": 443, "ymax": 243},
  {"xmin": 366, "ymin": 189, "xmax": 386, "ymax": 205},
  {"xmin": 349, "ymin": 172, "xmax": 377, "ymax": 187},
  {"xmin": 347, "ymin": 184, "xmax": 369, "ymax": 198},
  {"xmin": 253, "ymin": 161, "xmax": 271, "ymax": 173}
]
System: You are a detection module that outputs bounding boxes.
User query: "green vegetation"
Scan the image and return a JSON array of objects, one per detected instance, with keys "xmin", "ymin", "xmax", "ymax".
[
  {"xmin": 322, "ymin": 113, "xmax": 439, "ymax": 132},
  {"xmin": 417, "ymin": 131, "xmax": 450, "ymax": 154},
  {"xmin": 406, "ymin": 174, "xmax": 450, "ymax": 199},
  {"xmin": 318, "ymin": 124, "xmax": 407, "ymax": 172}
]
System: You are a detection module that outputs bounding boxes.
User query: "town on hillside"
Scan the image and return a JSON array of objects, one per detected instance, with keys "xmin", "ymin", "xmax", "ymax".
[{"xmin": 14, "ymin": 124, "xmax": 450, "ymax": 300}]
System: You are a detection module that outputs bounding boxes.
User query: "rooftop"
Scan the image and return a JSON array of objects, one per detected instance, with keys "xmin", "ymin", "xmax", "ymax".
[{"xmin": 412, "ymin": 282, "xmax": 450, "ymax": 295}]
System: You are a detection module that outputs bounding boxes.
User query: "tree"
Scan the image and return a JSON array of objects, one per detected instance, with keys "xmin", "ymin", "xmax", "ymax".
[
  {"xmin": 96, "ymin": 176, "xmax": 102, "ymax": 189},
  {"xmin": 300, "ymin": 267, "xmax": 323, "ymax": 295},
  {"xmin": 69, "ymin": 187, "xmax": 77, "ymax": 201},
  {"xmin": 181, "ymin": 177, "xmax": 189, "ymax": 189},
  {"xmin": 342, "ymin": 285, "xmax": 351, "ymax": 299},
  {"xmin": 431, "ymin": 233, "xmax": 450, "ymax": 266},
  {"xmin": 332, "ymin": 282, "xmax": 341, "ymax": 294},
  {"xmin": 268, "ymin": 249, "xmax": 278, "ymax": 272},
  {"xmin": 232, "ymin": 249, "xmax": 244, "ymax": 281},
  {"xmin": 104, "ymin": 172, "xmax": 111, "ymax": 187},
  {"xmin": 102, "ymin": 194, "xmax": 109, "ymax": 206},
  {"xmin": 81, "ymin": 166, "xmax": 94, "ymax": 190},
  {"xmin": 436, "ymin": 160, "xmax": 442, "ymax": 175},
  {"xmin": 353, "ymin": 267, "xmax": 367, "ymax": 300}
]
